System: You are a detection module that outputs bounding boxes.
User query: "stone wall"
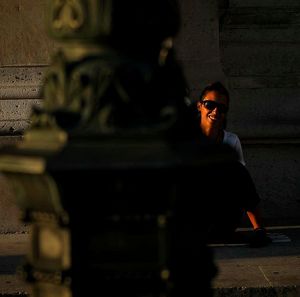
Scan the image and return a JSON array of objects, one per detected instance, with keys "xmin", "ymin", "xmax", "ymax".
[{"xmin": 175, "ymin": 0, "xmax": 227, "ymax": 99}]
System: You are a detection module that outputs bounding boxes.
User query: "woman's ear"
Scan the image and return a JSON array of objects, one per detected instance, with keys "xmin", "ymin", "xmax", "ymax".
[{"xmin": 196, "ymin": 101, "xmax": 201, "ymax": 112}]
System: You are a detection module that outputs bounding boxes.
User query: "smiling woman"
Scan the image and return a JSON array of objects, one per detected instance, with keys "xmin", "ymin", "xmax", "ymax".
[
  {"xmin": 196, "ymin": 81, "xmax": 272, "ymax": 247},
  {"xmin": 197, "ymin": 81, "xmax": 244, "ymax": 164}
]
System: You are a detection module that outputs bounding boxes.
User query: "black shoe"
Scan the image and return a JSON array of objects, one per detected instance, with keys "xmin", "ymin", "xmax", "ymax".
[{"xmin": 249, "ymin": 228, "xmax": 272, "ymax": 248}]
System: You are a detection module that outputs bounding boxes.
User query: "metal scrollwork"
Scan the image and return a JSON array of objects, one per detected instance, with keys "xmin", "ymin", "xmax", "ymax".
[
  {"xmin": 41, "ymin": 51, "xmax": 179, "ymax": 134},
  {"xmin": 52, "ymin": 0, "xmax": 85, "ymax": 32},
  {"xmin": 42, "ymin": 51, "xmax": 118, "ymax": 131},
  {"xmin": 43, "ymin": 52, "xmax": 68, "ymax": 111}
]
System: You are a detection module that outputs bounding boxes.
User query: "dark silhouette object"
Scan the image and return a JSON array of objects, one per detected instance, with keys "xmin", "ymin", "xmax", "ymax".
[{"xmin": 0, "ymin": 1, "xmax": 220, "ymax": 297}]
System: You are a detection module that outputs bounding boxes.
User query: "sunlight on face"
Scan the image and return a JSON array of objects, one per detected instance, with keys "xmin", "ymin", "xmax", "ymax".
[{"xmin": 197, "ymin": 90, "xmax": 228, "ymax": 131}]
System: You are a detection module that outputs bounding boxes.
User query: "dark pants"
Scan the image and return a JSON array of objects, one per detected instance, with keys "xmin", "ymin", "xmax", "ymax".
[{"xmin": 200, "ymin": 161, "xmax": 260, "ymax": 242}]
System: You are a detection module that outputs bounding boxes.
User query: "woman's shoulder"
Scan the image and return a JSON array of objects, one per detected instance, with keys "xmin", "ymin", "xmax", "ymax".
[
  {"xmin": 223, "ymin": 130, "xmax": 240, "ymax": 143},
  {"xmin": 223, "ymin": 130, "xmax": 246, "ymax": 166}
]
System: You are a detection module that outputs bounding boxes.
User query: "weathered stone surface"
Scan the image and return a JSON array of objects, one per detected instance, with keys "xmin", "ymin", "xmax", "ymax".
[
  {"xmin": 214, "ymin": 286, "xmax": 300, "ymax": 297},
  {"xmin": 228, "ymin": 76, "xmax": 300, "ymax": 89},
  {"xmin": 222, "ymin": 43, "xmax": 300, "ymax": 76},
  {"xmin": 222, "ymin": 7, "xmax": 300, "ymax": 27},
  {"xmin": 243, "ymin": 144, "xmax": 300, "ymax": 221},
  {"xmin": 226, "ymin": 88, "xmax": 300, "ymax": 138},
  {"xmin": 0, "ymin": 120, "xmax": 34, "ymax": 135},
  {"xmin": 0, "ymin": 99, "xmax": 42, "ymax": 135},
  {"xmin": 175, "ymin": 0, "xmax": 226, "ymax": 98},
  {"xmin": 0, "ymin": 99, "xmax": 42, "ymax": 121},
  {"xmin": 0, "ymin": 136, "xmax": 25, "ymax": 233},
  {"xmin": 0, "ymin": 67, "xmax": 44, "ymax": 135},
  {"xmin": 0, "ymin": 67, "xmax": 45, "ymax": 99},
  {"xmin": 221, "ymin": 28, "xmax": 300, "ymax": 43},
  {"xmin": 230, "ymin": 0, "xmax": 300, "ymax": 7},
  {"xmin": 0, "ymin": 174, "xmax": 27, "ymax": 233},
  {"xmin": 174, "ymin": 59, "xmax": 228, "ymax": 100},
  {"xmin": 0, "ymin": 0, "xmax": 57, "ymax": 66},
  {"xmin": 220, "ymin": 5, "xmax": 300, "ymax": 79}
]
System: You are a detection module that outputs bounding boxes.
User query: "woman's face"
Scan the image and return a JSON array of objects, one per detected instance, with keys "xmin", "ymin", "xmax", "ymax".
[{"xmin": 197, "ymin": 90, "xmax": 228, "ymax": 130}]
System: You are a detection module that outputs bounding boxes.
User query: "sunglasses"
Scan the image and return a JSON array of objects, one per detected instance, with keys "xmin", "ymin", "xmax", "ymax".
[{"xmin": 201, "ymin": 100, "xmax": 228, "ymax": 114}]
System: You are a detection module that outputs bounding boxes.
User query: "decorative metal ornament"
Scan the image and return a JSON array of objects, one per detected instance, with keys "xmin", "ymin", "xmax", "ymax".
[
  {"xmin": 48, "ymin": 0, "xmax": 112, "ymax": 39},
  {"xmin": 52, "ymin": 0, "xmax": 85, "ymax": 32}
]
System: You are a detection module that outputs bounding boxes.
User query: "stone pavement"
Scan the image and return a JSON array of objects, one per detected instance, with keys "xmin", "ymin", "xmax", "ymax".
[
  {"xmin": 211, "ymin": 226, "xmax": 300, "ymax": 297},
  {"xmin": 0, "ymin": 227, "xmax": 300, "ymax": 296}
]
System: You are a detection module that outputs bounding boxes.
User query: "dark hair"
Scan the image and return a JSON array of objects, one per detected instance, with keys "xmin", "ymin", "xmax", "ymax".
[{"xmin": 199, "ymin": 81, "xmax": 230, "ymax": 104}]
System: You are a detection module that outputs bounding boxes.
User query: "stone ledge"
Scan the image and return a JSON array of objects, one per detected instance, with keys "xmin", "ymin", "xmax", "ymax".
[
  {"xmin": 213, "ymin": 286, "xmax": 300, "ymax": 297},
  {"xmin": 0, "ymin": 67, "xmax": 46, "ymax": 99},
  {"xmin": 229, "ymin": 0, "xmax": 300, "ymax": 8}
]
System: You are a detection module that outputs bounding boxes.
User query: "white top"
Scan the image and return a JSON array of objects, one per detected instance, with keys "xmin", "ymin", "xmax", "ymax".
[{"xmin": 223, "ymin": 130, "xmax": 246, "ymax": 166}]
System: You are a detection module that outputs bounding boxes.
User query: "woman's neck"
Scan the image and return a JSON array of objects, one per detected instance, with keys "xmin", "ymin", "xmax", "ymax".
[{"xmin": 201, "ymin": 125, "xmax": 224, "ymax": 144}]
